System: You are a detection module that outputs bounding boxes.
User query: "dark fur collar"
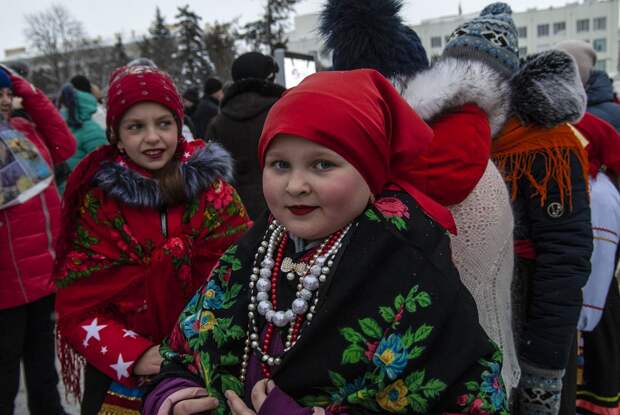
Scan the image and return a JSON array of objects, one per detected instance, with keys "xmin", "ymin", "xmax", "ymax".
[
  {"xmin": 511, "ymin": 50, "xmax": 586, "ymax": 128},
  {"xmin": 92, "ymin": 143, "xmax": 233, "ymax": 208}
]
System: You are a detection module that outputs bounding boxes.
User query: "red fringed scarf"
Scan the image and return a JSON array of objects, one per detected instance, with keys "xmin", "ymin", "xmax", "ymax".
[{"xmin": 491, "ymin": 117, "xmax": 589, "ymax": 210}]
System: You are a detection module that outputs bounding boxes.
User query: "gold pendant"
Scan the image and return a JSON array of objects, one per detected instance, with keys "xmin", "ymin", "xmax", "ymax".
[{"xmin": 281, "ymin": 257, "xmax": 309, "ymax": 276}]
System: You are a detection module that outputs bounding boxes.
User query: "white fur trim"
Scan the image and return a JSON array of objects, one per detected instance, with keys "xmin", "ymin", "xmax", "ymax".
[{"xmin": 403, "ymin": 58, "xmax": 512, "ymax": 137}]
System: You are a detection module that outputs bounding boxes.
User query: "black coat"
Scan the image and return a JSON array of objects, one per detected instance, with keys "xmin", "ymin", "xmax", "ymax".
[
  {"xmin": 509, "ymin": 152, "xmax": 592, "ymax": 371},
  {"xmin": 207, "ymin": 79, "xmax": 286, "ymax": 220},
  {"xmin": 191, "ymin": 96, "xmax": 219, "ymax": 139},
  {"xmin": 587, "ymin": 70, "xmax": 620, "ymax": 132}
]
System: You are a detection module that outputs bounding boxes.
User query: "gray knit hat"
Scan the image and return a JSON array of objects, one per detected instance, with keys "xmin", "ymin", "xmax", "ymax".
[{"xmin": 444, "ymin": 2, "xmax": 519, "ymax": 77}]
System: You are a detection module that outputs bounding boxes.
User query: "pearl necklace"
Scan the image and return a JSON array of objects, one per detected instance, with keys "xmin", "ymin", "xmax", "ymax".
[{"xmin": 240, "ymin": 221, "xmax": 351, "ymax": 381}]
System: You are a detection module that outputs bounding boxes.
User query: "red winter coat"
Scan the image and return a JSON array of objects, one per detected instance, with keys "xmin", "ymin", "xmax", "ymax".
[{"xmin": 0, "ymin": 74, "xmax": 76, "ymax": 310}]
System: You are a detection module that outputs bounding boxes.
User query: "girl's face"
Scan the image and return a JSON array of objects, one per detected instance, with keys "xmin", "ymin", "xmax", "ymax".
[
  {"xmin": 263, "ymin": 135, "xmax": 372, "ymax": 240},
  {"xmin": 0, "ymin": 88, "xmax": 13, "ymax": 120},
  {"xmin": 117, "ymin": 102, "xmax": 178, "ymax": 171}
]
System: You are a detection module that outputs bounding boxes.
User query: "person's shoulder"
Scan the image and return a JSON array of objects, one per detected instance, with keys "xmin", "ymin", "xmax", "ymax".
[{"xmin": 362, "ymin": 190, "xmax": 446, "ymax": 245}]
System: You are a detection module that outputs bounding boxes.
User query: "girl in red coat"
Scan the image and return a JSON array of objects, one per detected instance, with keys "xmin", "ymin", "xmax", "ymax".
[
  {"xmin": 53, "ymin": 65, "xmax": 251, "ymax": 414},
  {"xmin": 0, "ymin": 66, "xmax": 76, "ymax": 415}
]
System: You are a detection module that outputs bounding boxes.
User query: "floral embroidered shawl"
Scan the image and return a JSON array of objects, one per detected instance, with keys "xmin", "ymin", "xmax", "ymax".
[{"xmin": 158, "ymin": 191, "xmax": 509, "ymax": 414}]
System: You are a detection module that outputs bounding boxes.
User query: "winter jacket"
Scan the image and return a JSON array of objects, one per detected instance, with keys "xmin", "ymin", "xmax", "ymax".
[
  {"xmin": 0, "ymin": 74, "xmax": 76, "ymax": 310},
  {"xmin": 62, "ymin": 90, "xmax": 107, "ymax": 171},
  {"xmin": 492, "ymin": 51, "xmax": 592, "ymax": 372},
  {"xmin": 191, "ymin": 96, "xmax": 219, "ymax": 139},
  {"xmin": 207, "ymin": 79, "xmax": 286, "ymax": 219},
  {"xmin": 586, "ymin": 70, "xmax": 620, "ymax": 132},
  {"xmin": 54, "ymin": 142, "xmax": 251, "ymax": 395}
]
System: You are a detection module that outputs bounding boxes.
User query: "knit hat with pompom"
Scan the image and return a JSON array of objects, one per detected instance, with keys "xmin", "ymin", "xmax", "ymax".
[{"xmin": 443, "ymin": 2, "xmax": 519, "ymax": 77}]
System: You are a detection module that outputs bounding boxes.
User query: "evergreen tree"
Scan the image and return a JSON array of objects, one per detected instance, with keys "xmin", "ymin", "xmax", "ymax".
[
  {"xmin": 204, "ymin": 20, "xmax": 238, "ymax": 81},
  {"xmin": 174, "ymin": 5, "xmax": 213, "ymax": 88},
  {"xmin": 147, "ymin": 7, "xmax": 177, "ymax": 77},
  {"xmin": 111, "ymin": 33, "xmax": 130, "ymax": 69},
  {"xmin": 241, "ymin": 0, "xmax": 299, "ymax": 54}
]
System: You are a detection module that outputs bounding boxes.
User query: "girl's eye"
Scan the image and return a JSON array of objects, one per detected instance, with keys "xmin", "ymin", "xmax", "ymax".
[
  {"xmin": 127, "ymin": 123, "xmax": 142, "ymax": 131},
  {"xmin": 270, "ymin": 160, "xmax": 289, "ymax": 170},
  {"xmin": 314, "ymin": 160, "xmax": 335, "ymax": 170},
  {"xmin": 159, "ymin": 120, "xmax": 173, "ymax": 128}
]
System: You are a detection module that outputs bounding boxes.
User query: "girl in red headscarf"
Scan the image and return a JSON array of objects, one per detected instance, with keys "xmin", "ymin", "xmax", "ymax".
[
  {"xmin": 53, "ymin": 65, "xmax": 251, "ymax": 414},
  {"xmin": 142, "ymin": 70, "xmax": 509, "ymax": 415}
]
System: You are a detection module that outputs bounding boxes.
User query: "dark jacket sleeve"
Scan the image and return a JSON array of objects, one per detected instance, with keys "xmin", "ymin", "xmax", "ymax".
[{"xmin": 518, "ymin": 151, "xmax": 592, "ymax": 370}]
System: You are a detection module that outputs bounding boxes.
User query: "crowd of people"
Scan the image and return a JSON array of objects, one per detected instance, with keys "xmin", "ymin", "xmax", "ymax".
[{"xmin": 0, "ymin": 1, "xmax": 619, "ymax": 415}]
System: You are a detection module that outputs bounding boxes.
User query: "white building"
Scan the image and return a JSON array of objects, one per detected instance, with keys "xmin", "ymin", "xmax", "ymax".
[{"xmin": 287, "ymin": 0, "xmax": 620, "ymax": 77}]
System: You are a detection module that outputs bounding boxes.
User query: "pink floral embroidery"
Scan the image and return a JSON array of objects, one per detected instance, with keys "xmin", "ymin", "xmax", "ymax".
[
  {"xmin": 374, "ymin": 197, "xmax": 410, "ymax": 219},
  {"xmin": 207, "ymin": 181, "xmax": 233, "ymax": 210}
]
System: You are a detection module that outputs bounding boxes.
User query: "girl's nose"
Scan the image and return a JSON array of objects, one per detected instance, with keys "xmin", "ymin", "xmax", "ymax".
[{"xmin": 285, "ymin": 170, "xmax": 310, "ymax": 195}]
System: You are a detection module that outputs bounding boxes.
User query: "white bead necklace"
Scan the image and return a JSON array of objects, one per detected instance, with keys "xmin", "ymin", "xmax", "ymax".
[{"xmin": 239, "ymin": 221, "xmax": 351, "ymax": 381}]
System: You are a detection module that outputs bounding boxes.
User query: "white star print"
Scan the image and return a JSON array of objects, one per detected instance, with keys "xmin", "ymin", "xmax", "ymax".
[
  {"xmin": 81, "ymin": 318, "xmax": 107, "ymax": 347},
  {"xmin": 183, "ymin": 151, "xmax": 191, "ymax": 159},
  {"xmin": 122, "ymin": 329, "xmax": 138, "ymax": 339},
  {"xmin": 100, "ymin": 346, "xmax": 108, "ymax": 354},
  {"xmin": 110, "ymin": 353, "xmax": 134, "ymax": 380}
]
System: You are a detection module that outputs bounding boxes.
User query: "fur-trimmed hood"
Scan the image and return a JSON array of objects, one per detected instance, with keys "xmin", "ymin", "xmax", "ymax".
[
  {"xmin": 511, "ymin": 50, "xmax": 586, "ymax": 128},
  {"xmin": 92, "ymin": 142, "xmax": 233, "ymax": 208},
  {"xmin": 403, "ymin": 57, "xmax": 511, "ymax": 137}
]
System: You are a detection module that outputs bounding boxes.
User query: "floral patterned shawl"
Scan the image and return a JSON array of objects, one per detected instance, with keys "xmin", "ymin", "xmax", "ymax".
[{"xmin": 157, "ymin": 191, "xmax": 509, "ymax": 414}]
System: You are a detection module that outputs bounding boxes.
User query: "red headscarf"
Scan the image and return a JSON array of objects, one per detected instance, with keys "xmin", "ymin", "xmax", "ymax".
[
  {"xmin": 574, "ymin": 112, "xmax": 620, "ymax": 178},
  {"xmin": 258, "ymin": 69, "xmax": 456, "ymax": 233},
  {"xmin": 106, "ymin": 65, "xmax": 184, "ymax": 138}
]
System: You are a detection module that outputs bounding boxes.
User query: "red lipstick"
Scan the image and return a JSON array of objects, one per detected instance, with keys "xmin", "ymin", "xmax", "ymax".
[{"xmin": 288, "ymin": 206, "xmax": 317, "ymax": 216}]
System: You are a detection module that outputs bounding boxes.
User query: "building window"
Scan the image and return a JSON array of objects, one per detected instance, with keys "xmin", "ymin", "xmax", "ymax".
[
  {"xmin": 577, "ymin": 19, "xmax": 590, "ymax": 32},
  {"xmin": 593, "ymin": 38, "xmax": 607, "ymax": 52},
  {"xmin": 518, "ymin": 26, "xmax": 527, "ymax": 38},
  {"xmin": 519, "ymin": 47, "xmax": 528, "ymax": 57},
  {"xmin": 537, "ymin": 24, "xmax": 549, "ymax": 37},
  {"xmin": 595, "ymin": 59, "xmax": 607, "ymax": 71},
  {"xmin": 430, "ymin": 36, "xmax": 442, "ymax": 48},
  {"xmin": 593, "ymin": 17, "xmax": 607, "ymax": 30},
  {"xmin": 553, "ymin": 22, "xmax": 566, "ymax": 34}
]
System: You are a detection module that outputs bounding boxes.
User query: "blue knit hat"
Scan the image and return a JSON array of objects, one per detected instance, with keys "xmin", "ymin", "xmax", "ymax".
[
  {"xmin": 444, "ymin": 2, "xmax": 519, "ymax": 76},
  {"xmin": 319, "ymin": 0, "xmax": 428, "ymax": 80},
  {"xmin": 0, "ymin": 69, "xmax": 12, "ymax": 90}
]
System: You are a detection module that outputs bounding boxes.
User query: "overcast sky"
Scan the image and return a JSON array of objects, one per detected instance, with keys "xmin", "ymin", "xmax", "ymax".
[{"xmin": 2, "ymin": 0, "xmax": 574, "ymax": 59}]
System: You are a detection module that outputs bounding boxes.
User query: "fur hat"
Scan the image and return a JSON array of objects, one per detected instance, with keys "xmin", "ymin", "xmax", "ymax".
[
  {"xmin": 555, "ymin": 40, "xmax": 597, "ymax": 85},
  {"xmin": 70, "ymin": 75, "xmax": 92, "ymax": 93},
  {"xmin": 0, "ymin": 69, "xmax": 12, "ymax": 90},
  {"xmin": 319, "ymin": 0, "xmax": 428, "ymax": 82},
  {"xmin": 106, "ymin": 65, "xmax": 184, "ymax": 143},
  {"xmin": 444, "ymin": 2, "xmax": 519, "ymax": 77},
  {"xmin": 231, "ymin": 52, "xmax": 279, "ymax": 82},
  {"xmin": 511, "ymin": 50, "xmax": 586, "ymax": 127}
]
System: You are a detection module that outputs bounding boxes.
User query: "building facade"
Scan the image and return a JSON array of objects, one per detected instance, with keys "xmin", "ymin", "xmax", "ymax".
[{"xmin": 287, "ymin": 0, "xmax": 620, "ymax": 77}]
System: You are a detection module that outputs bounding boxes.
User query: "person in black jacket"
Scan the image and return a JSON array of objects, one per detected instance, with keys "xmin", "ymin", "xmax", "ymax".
[
  {"xmin": 207, "ymin": 52, "xmax": 286, "ymax": 219},
  {"xmin": 190, "ymin": 77, "xmax": 223, "ymax": 139}
]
